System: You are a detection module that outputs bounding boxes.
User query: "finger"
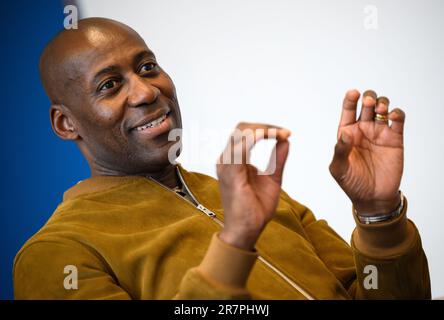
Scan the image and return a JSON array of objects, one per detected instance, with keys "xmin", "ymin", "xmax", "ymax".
[
  {"xmin": 375, "ymin": 96, "xmax": 390, "ymax": 126},
  {"xmin": 240, "ymin": 126, "xmax": 290, "ymax": 165},
  {"xmin": 262, "ymin": 139, "xmax": 290, "ymax": 183},
  {"xmin": 235, "ymin": 126, "xmax": 289, "ymax": 165},
  {"xmin": 218, "ymin": 123, "xmax": 291, "ymax": 166},
  {"xmin": 375, "ymin": 96, "xmax": 390, "ymax": 114},
  {"xmin": 235, "ymin": 122, "xmax": 291, "ymax": 141},
  {"xmin": 359, "ymin": 90, "xmax": 377, "ymax": 121},
  {"xmin": 339, "ymin": 89, "xmax": 360, "ymax": 128},
  {"xmin": 389, "ymin": 108, "xmax": 405, "ymax": 134},
  {"xmin": 217, "ymin": 134, "xmax": 235, "ymax": 166},
  {"xmin": 234, "ymin": 123, "xmax": 291, "ymax": 147},
  {"xmin": 236, "ymin": 122, "xmax": 283, "ymax": 130},
  {"xmin": 329, "ymin": 130, "xmax": 353, "ymax": 181}
]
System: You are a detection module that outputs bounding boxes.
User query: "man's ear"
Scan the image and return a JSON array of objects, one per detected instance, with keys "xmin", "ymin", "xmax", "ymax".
[{"xmin": 49, "ymin": 104, "xmax": 80, "ymax": 140}]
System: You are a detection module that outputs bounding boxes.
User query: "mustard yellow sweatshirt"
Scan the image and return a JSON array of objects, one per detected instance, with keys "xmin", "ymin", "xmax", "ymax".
[{"xmin": 13, "ymin": 165, "xmax": 430, "ymax": 299}]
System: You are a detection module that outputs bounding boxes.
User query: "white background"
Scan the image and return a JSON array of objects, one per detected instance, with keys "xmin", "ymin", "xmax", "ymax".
[{"xmin": 78, "ymin": 0, "xmax": 444, "ymax": 298}]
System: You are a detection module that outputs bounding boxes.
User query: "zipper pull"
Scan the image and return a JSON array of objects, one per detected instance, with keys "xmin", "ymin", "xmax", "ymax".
[{"xmin": 196, "ymin": 204, "xmax": 216, "ymax": 218}]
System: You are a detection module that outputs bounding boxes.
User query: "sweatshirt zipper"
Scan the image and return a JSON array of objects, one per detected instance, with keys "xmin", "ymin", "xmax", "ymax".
[{"xmin": 148, "ymin": 170, "xmax": 315, "ymax": 300}]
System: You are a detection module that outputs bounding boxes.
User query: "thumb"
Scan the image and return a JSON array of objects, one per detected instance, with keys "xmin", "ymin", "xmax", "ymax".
[
  {"xmin": 264, "ymin": 139, "xmax": 290, "ymax": 184},
  {"xmin": 329, "ymin": 131, "xmax": 353, "ymax": 180}
]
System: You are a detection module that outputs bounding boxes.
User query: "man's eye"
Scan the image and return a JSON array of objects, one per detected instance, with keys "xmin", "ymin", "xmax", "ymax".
[
  {"xmin": 139, "ymin": 62, "xmax": 156, "ymax": 74},
  {"xmin": 99, "ymin": 79, "xmax": 119, "ymax": 92}
]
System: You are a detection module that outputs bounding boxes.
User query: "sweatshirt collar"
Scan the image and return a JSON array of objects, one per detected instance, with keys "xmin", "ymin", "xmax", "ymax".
[
  {"xmin": 63, "ymin": 164, "xmax": 185, "ymax": 202},
  {"xmin": 62, "ymin": 164, "xmax": 224, "ymax": 219},
  {"xmin": 63, "ymin": 175, "xmax": 146, "ymax": 201}
]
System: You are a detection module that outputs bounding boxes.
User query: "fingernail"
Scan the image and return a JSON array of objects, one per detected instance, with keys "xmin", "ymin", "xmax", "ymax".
[
  {"xmin": 363, "ymin": 95, "xmax": 375, "ymax": 105},
  {"xmin": 377, "ymin": 96, "xmax": 390, "ymax": 107},
  {"xmin": 363, "ymin": 90, "xmax": 377, "ymax": 99}
]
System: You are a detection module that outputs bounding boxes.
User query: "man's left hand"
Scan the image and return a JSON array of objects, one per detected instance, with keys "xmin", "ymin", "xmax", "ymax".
[{"xmin": 329, "ymin": 89, "xmax": 405, "ymax": 216}]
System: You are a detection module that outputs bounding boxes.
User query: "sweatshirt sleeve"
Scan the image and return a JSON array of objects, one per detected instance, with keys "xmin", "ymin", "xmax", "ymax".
[
  {"xmin": 14, "ymin": 234, "xmax": 258, "ymax": 300},
  {"xmin": 350, "ymin": 197, "xmax": 431, "ymax": 299},
  {"xmin": 175, "ymin": 233, "xmax": 258, "ymax": 299},
  {"xmin": 13, "ymin": 240, "xmax": 132, "ymax": 300},
  {"xmin": 299, "ymin": 195, "xmax": 431, "ymax": 299}
]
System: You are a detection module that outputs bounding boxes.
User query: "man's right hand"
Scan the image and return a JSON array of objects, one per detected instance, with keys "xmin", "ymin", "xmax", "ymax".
[{"xmin": 216, "ymin": 122, "xmax": 291, "ymax": 251}]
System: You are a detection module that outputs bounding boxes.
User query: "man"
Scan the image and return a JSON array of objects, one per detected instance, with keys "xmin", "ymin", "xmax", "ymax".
[{"xmin": 13, "ymin": 17, "xmax": 430, "ymax": 299}]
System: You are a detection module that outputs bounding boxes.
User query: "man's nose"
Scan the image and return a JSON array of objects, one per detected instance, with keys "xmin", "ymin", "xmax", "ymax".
[{"xmin": 127, "ymin": 75, "xmax": 161, "ymax": 108}]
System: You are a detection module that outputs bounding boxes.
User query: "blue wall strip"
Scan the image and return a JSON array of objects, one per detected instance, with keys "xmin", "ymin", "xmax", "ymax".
[{"xmin": 0, "ymin": 0, "xmax": 89, "ymax": 300}]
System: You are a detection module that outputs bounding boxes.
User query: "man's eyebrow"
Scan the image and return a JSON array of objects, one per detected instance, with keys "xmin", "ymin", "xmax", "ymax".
[
  {"xmin": 92, "ymin": 65, "xmax": 120, "ymax": 84},
  {"xmin": 133, "ymin": 50, "xmax": 156, "ymax": 63},
  {"xmin": 91, "ymin": 51, "xmax": 156, "ymax": 84}
]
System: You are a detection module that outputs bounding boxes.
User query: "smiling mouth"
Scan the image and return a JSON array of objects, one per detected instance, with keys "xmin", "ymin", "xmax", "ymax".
[{"xmin": 132, "ymin": 111, "xmax": 171, "ymax": 132}]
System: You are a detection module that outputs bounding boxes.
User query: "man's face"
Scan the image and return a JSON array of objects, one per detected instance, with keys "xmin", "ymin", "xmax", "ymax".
[{"xmin": 65, "ymin": 26, "xmax": 182, "ymax": 174}]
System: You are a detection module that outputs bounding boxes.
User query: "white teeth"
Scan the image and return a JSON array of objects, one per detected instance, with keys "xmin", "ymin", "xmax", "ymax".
[{"xmin": 135, "ymin": 114, "xmax": 167, "ymax": 131}]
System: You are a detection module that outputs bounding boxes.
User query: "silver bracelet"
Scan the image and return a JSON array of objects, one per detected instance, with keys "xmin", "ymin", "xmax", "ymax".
[{"xmin": 354, "ymin": 191, "xmax": 405, "ymax": 225}]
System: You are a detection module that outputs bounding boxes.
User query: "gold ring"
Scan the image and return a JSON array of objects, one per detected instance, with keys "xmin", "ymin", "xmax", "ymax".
[{"xmin": 374, "ymin": 113, "xmax": 388, "ymax": 122}]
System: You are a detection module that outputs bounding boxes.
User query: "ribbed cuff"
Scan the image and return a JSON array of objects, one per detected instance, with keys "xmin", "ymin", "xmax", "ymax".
[
  {"xmin": 197, "ymin": 232, "xmax": 258, "ymax": 290},
  {"xmin": 352, "ymin": 196, "xmax": 418, "ymax": 258}
]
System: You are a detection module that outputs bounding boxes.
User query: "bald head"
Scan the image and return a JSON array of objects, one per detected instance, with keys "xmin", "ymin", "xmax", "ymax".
[
  {"xmin": 43, "ymin": 17, "xmax": 182, "ymax": 178},
  {"xmin": 40, "ymin": 17, "xmax": 144, "ymax": 105}
]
